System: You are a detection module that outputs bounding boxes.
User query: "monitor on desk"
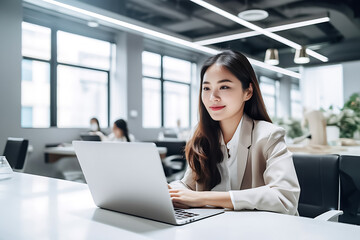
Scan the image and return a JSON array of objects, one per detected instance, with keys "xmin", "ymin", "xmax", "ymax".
[{"xmin": 80, "ymin": 134, "xmax": 101, "ymax": 141}]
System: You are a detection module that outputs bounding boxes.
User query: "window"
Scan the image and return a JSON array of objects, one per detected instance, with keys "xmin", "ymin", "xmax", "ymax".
[
  {"xmin": 21, "ymin": 22, "xmax": 51, "ymax": 128},
  {"xmin": 21, "ymin": 21, "xmax": 114, "ymax": 128},
  {"xmin": 301, "ymin": 64, "xmax": 343, "ymax": 111},
  {"xmin": 142, "ymin": 51, "xmax": 192, "ymax": 128},
  {"xmin": 56, "ymin": 31, "xmax": 112, "ymax": 128},
  {"xmin": 57, "ymin": 65, "xmax": 109, "ymax": 128},
  {"xmin": 291, "ymin": 81, "xmax": 302, "ymax": 119},
  {"xmin": 259, "ymin": 76, "xmax": 279, "ymax": 118}
]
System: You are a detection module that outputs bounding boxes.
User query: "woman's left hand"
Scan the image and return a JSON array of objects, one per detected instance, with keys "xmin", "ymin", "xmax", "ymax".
[{"xmin": 169, "ymin": 188, "xmax": 206, "ymax": 208}]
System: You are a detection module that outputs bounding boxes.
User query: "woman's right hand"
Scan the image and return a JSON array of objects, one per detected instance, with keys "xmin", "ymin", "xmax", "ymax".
[{"xmin": 168, "ymin": 185, "xmax": 190, "ymax": 208}]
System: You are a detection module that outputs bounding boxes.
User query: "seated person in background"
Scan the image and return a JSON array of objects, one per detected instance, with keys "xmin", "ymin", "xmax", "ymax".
[
  {"xmin": 106, "ymin": 119, "xmax": 135, "ymax": 142},
  {"xmin": 168, "ymin": 50, "xmax": 300, "ymax": 215},
  {"xmin": 89, "ymin": 117, "xmax": 104, "ymax": 134}
]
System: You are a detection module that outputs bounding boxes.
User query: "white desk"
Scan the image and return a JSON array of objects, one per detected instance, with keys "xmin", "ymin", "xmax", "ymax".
[
  {"xmin": 288, "ymin": 144, "xmax": 360, "ymax": 156},
  {"xmin": 0, "ymin": 173, "xmax": 359, "ymax": 240},
  {"xmin": 44, "ymin": 145, "xmax": 168, "ymax": 162}
]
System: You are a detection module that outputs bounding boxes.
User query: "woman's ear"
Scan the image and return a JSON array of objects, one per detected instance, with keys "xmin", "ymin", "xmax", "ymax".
[{"xmin": 244, "ymin": 83, "xmax": 253, "ymax": 101}]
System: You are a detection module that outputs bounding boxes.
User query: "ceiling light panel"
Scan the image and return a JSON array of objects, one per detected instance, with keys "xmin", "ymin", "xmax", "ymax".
[
  {"xmin": 25, "ymin": 0, "xmax": 301, "ymax": 78},
  {"xmin": 190, "ymin": 0, "xmax": 328, "ymax": 62}
]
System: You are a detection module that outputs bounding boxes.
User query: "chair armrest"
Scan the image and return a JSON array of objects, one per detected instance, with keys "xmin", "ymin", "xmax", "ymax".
[
  {"xmin": 163, "ymin": 155, "xmax": 184, "ymax": 162},
  {"xmin": 163, "ymin": 155, "xmax": 185, "ymax": 170},
  {"xmin": 314, "ymin": 210, "xmax": 343, "ymax": 222}
]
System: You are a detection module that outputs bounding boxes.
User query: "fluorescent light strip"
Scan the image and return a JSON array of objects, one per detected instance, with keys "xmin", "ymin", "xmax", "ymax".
[
  {"xmin": 39, "ymin": 0, "xmax": 300, "ymax": 78},
  {"xmin": 191, "ymin": 0, "xmax": 328, "ymax": 62},
  {"xmin": 195, "ymin": 16, "xmax": 330, "ymax": 45},
  {"xmin": 248, "ymin": 59, "xmax": 300, "ymax": 78},
  {"xmin": 42, "ymin": 0, "xmax": 218, "ymax": 55}
]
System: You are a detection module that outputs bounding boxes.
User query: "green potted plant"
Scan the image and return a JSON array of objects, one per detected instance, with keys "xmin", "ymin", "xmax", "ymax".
[
  {"xmin": 273, "ymin": 117, "xmax": 304, "ymax": 140},
  {"xmin": 324, "ymin": 94, "xmax": 360, "ymax": 139}
]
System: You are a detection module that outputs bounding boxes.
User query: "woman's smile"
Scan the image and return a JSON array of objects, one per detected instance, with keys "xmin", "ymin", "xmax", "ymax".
[{"xmin": 209, "ymin": 105, "xmax": 226, "ymax": 111}]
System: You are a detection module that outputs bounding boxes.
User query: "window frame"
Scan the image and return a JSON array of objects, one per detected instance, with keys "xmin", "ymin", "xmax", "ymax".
[
  {"xmin": 142, "ymin": 51, "xmax": 193, "ymax": 128},
  {"xmin": 22, "ymin": 12, "xmax": 115, "ymax": 128},
  {"xmin": 259, "ymin": 76, "xmax": 279, "ymax": 118},
  {"xmin": 290, "ymin": 80, "xmax": 302, "ymax": 119}
]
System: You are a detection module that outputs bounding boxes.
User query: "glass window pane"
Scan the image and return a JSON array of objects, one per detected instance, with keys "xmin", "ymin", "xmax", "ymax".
[
  {"xmin": 21, "ymin": 107, "xmax": 33, "ymax": 128},
  {"xmin": 142, "ymin": 51, "xmax": 161, "ymax": 78},
  {"xmin": 291, "ymin": 102, "xmax": 303, "ymax": 119},
  {"xmin": 21, "ymin": 59, "xmax": 50, "ymax": 128},
  {"xmin": 142, "ymin": 78, "xmax": 161, "ymax": 128},
  {"xmin": 57, "ymin": 65, "xmax": 108, "ymax": 128},
  {"xmin": 260, "ymin": 82, "xmax": 275, "ymax": 96},
  {"xmin": 57, "ymin": 31, "xmax": 111, "ymax": 70},
  {"xmin": 22, "ymin": 22, "xmax": 51, "ymax": 60},
  {"xmin": 291, "ymin": 89, "xmax": 301, "ymax": 102},
  {"xmin": 263, "ymin": 95, "xmax": 275, "ymax": 117},
  {"xmin": 164, "ymin": 82, "xmax": 189, "ymax": 128},
  {"xmin": 163, "ymin": 56, "xmax": 191, "ymax": 83}
]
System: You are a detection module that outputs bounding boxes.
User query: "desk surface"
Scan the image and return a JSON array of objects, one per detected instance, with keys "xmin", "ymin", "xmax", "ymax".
[
  {"xmin": 288, "ymin": 144, "xmax": 360, "ymax": 156},
  {"xmin": 44, "ymin": 145, "xmax": 168, "ymax": 155},
  {"xmin": 0, "ymin": 173, "xmax": 359, "ymax": 240}
]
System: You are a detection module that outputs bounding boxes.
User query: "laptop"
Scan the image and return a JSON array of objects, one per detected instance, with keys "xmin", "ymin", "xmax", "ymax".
[
  {"xmin": 80, "ymin": 134, "xmax": 101, "ymax": 141},
  {"xmin": 73, "ymin": 141, "xmax": 224, "ymax": 225}
]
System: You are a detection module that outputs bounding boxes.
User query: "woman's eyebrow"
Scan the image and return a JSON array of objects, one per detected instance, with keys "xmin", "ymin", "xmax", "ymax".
[
  {"xmin": 218, "ymin": 79, "xmax": 232, "ymax": 83},
  {"xmin": 203, "ymin": 79, "xmax": 233, "ymax": 84}
]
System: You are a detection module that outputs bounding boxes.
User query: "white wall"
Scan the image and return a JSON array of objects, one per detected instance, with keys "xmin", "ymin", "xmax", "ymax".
[{"xmin": 343, "ymin": 60, "xmax": 360, "ymax": 100}]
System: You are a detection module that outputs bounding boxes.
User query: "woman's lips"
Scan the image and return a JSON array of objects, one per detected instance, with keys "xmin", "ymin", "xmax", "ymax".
[{"xmin": 209, "ymin": 106, "xmax": 225, "ymax": 111}]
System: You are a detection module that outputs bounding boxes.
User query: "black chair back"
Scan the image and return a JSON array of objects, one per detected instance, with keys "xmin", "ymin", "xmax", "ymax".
[
  {"xmin": 293, "ymin": 154, "xmax": 340, "ymax": 218},
  {"xmin": 3, "ymin": 137, "xmax": 29, "ymax": 170},
  {"xmin": 153, "ymin": 140, "xmax": 186, "ymax": 157},
  {"xmin": 339, "ymin": 155, "xmax": 360, "ymax": 225}
]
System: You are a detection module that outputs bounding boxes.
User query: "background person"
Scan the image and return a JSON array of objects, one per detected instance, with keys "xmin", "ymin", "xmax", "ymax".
[
  {"xmin": 89, "ymin": 117, "xmax": 102, "ymax": 133},
  {"xmin": 106, "ymin": 119, "xmax": 135, "ymax": 142}
]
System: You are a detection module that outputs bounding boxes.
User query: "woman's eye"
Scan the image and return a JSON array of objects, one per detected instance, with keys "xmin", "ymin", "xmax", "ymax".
[
  {"xmin": 203, "ymin": 87, "xmax": 210, "ymax": 91},
  {"xmin": 220, "ymin": 86, "xmax": 230, "ymax": 90}
]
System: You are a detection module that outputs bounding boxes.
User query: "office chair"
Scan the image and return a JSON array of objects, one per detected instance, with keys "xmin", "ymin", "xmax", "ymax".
[
  {"xmin": 293, "ymin": 154, "xmax": 343, "ymax": 221},
  {"xmin": 339, "ymin": 155, "xmax": 360, "ymax": 225},
  {"xmin": 153, "ymin": 140, "xmax": 187, "ymax": 182},
  {"xmin": 3, "ymin": 137, "xmax": 29, "ymax": 171},
  {"xmin": 51, "ymin": 156, "xmax": 86, "ymax": 183}
]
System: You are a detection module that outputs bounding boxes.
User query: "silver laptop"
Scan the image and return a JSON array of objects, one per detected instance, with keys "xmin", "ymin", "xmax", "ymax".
[{"xmin": 73, "ymin": 141, "xmax": 224, "ymax": 225}]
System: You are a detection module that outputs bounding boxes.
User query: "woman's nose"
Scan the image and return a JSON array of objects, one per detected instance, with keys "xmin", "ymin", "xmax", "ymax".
[{"xmin": 209, "ymin": 90, "xmax": 220, "ymax": 102}]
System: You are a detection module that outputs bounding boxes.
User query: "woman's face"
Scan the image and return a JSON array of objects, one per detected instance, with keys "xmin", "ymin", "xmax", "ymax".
[
  {"xmin": 90, "ymin": 120, "xmax": 98, "ymax": 131},
  {"xmin": 201, "ymin": 64, "xmax": 252, "ymax": 123},
  {"xmin": 112, "ymin": 124, "xmax": 124, "ymax": 138}
]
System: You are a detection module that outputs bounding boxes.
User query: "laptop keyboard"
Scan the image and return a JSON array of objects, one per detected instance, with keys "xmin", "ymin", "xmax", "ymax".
[{"xmin": 174, "ymin": 209, "xmax": 199, "ymax": 220}]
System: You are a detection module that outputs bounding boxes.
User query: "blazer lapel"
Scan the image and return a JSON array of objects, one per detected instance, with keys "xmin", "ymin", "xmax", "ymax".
[{"xmin": 236, "ymin": 114, "xmax": 253, "ymax": 189}]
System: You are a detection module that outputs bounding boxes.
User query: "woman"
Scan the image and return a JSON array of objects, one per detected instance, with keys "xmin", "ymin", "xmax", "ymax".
[
  {"xmin": 90, "ymin": 117, "xmax": 102, "ymax": 133},
  {"xmin": 169, "ymin": 50, "xmax": 300, "ymax": 215},
  {"xmin": 107, "ymin": 119, "xmax": 135, "ymax": 142}
]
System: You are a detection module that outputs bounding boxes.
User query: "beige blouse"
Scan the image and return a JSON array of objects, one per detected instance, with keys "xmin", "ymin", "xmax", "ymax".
[{"xmin": 170, "ymin": 114, "xmax": 300, "ymax": 215}]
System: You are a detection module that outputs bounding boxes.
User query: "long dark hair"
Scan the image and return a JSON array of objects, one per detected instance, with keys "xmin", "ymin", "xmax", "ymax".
[
  {"xmin": 185, "ymin": 50, "xmax": 271, "ymax": 190},
  {"xmin": 114, "ymin": 119, "xmax": 131, "ymax": 142}
]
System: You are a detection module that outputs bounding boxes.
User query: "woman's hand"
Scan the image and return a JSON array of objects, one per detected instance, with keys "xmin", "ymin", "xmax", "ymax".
[
  {"xmin": 169, "ymin": 188, "xmax": 206, "ymax": 208},
  {"xmin": 168, "ymin": 185, "xmax": 234, "ymax": 209}
]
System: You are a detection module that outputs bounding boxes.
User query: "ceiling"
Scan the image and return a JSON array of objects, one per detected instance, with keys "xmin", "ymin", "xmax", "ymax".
[{"xmin": 75, "ymin": 0, "xmax": 360, "ymax": 69}]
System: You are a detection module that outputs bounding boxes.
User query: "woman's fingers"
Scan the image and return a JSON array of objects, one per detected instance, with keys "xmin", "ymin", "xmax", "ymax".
[
  {"xmin": 172, "ymin": 200, "xmax": 190, "ymax": 209},
  {"xmin": 169, "ymin": 189, "xmax": 179, "ymax": 193},
  {"xmin": 170, "ymin": 193, "xmax": 181, "ymax": 198}
]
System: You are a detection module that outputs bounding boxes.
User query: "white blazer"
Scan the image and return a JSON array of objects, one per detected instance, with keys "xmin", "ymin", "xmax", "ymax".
[{"xmin": 170, "ymin": 114, "xmax": 300, "ymax": 215}]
